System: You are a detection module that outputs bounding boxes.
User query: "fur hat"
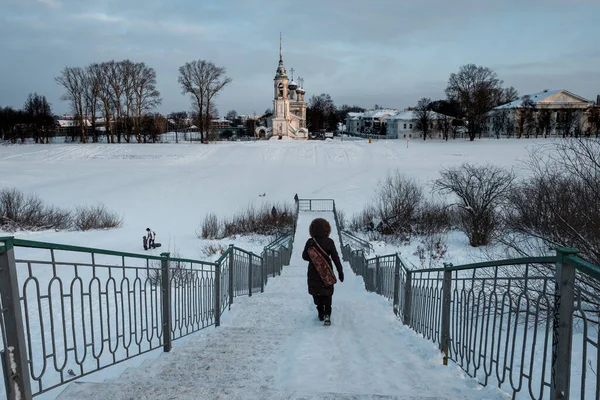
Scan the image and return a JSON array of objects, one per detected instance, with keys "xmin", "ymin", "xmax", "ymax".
[{"xmin": 309, "ymin": 218, "xmax": 331, "ymax": 238}]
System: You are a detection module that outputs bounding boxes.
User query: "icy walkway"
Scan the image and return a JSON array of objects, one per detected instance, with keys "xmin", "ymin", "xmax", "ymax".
[{"xmin": 57, "ymin": 212, "xmax": 508, "ymax": 400}]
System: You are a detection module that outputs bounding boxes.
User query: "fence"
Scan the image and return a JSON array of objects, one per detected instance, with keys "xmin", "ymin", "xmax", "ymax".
[
  {"xmin": 296, "ymin": 198, "xmax": 344, "ymax": 256},
  {"xmin": 0, "ymin": 232, "xmax": 292, "ymax": 400},
  {"xmin": 343, "ymin": 243, "xmax": 600, "ymax": 400}
]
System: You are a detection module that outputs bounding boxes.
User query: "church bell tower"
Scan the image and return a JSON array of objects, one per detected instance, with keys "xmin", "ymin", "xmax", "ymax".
[{"xmin": 272, "ymin": 33, "xmax": 289, "ymax": 137}]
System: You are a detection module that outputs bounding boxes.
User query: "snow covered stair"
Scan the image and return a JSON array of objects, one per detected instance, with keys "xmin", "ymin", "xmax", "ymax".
[{"xmin": 57, "ymin": 212, "xmax": 507, "ymax": 400}]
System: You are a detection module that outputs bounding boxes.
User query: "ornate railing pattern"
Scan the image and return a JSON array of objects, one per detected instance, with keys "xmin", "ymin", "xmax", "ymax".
[
  {"xmin": 343, "ymin": 241, "xmax": 600, "ymax": 400},
  {"xmin": 0, "ymin": 232, "xmax": 292, "ymax": 399}
]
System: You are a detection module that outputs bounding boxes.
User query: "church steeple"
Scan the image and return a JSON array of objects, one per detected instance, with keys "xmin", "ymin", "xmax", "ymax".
[{"xmin": 275, "ymin": 32, "xmax": 287, "ymax": 78}]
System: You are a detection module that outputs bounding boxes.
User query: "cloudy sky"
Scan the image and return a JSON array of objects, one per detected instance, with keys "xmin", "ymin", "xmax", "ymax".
[{"xmin": 1, "ymin": 0, "xmax": 599, "ymax": 116}]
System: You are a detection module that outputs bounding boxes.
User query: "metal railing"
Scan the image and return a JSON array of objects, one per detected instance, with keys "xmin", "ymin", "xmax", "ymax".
[
  {"xmin": 0, "ymin": 233, "xmax": 292, "ymax": 399},
  {"xmin": 344, "ymin": 244, "xmax": 600, "ymax": 400},
  {"xmin": 341, "ymin": 230, "xmax": 373, "ymax": 255},
  {"xmin": 296, "ymin": 198, "xmax": 344, "ymax": 256}
]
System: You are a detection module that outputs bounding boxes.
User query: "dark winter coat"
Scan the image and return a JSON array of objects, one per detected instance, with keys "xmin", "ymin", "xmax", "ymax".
[{"xmin": 302, "ymin": 218, "xmax": 344, "ymax": 296}]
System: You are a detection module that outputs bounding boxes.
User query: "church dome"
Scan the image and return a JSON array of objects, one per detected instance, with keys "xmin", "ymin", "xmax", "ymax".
[
  {"xmin": 296, "ymin": 87, "xmax": 305, "ymax": 94},
  {"xmin": 288, "ymin": 80, "xmax": 298, "ymax": 90}
]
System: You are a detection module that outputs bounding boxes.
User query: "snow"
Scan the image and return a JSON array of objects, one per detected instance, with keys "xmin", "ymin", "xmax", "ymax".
[{"xmin": 0, "ymin": 138, "xmax": 560, "ymax": 399}]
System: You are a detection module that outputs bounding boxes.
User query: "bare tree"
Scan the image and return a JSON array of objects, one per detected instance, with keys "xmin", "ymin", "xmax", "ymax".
[
  {"xmin": 23, "ymin": 93, "xmax": 54, "ymax": 144},
  {"xmin": 445, "ymin": 64, "xmax": 505, "ymax": 141},
  {"xmin": 588, "ymin": 106, "xmax": 600, "ymax": 138},
  {"xmin": 491, "ymin": 109, "xmax": 510, "ymax": 139},
  {"xmin": 414, "ymin": 97, "xmax": 433, "ymax": 140},
  {"xmin": 84, "ymin": 63, "xmax": 102, "ymax": 143},
  {"xmin": 516, "ymin": 95, "xmax": 536, "ymax": 138},
  {"xmin": 132, "ymin": 62, "xmax": 161, "ymax": 143},
  {"xmin": 536, "ymin": 108, "xmax": 553, "ymax": 138},
  {"xmin": 178, "ymin": 60, "xmax": 231, "ymax": 143},
  {"xmin": 502, "ymin": 138, "xmax": 600, "ymax": 267},
  {"xmin": 55, "ymin": 67, "xmax": 87, "ymax": 142},
  {"xmin": 556, "ymin": 109, "xmax": 576, "ymax": 138},
  {"xmin": 434, "ymin": 163, "xmax": 515, "ymax": 247}
]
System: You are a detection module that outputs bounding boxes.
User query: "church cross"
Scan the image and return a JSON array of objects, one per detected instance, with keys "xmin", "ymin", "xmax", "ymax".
[{"xmin": 290, "ymin": 68, "xmax": 295, "ymax": 80}]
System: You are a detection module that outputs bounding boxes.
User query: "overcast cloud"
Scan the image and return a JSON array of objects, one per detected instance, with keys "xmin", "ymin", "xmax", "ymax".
[{"xmin": 1, "ymin": 0, "xmax": 599, "ymax": 115}]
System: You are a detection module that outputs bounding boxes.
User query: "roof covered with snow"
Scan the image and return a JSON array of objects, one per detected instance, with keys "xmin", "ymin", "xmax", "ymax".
[
  {"xmin": 387, "ymin": 110, "xmax": 446, "ymax": 121},
  {"xmin": 493, "ymin": 89, "xmax": 591, "ymax": 110}
]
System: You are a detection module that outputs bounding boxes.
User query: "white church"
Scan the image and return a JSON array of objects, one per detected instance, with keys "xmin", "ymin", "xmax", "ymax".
[{"xmin": 255, "ymin": 37, "xmax": 308, "ymax": 139}]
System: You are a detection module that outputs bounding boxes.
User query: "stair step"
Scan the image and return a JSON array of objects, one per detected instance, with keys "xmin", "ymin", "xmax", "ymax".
[{"xmin": 58, "ymin": 381, "xmax": 447, "ymax": 400}]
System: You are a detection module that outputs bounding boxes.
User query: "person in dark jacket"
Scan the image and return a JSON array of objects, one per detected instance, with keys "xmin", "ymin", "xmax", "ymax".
[{"xmin": 302, "ymin": 218, "xmax": 344, "ymax": 325}]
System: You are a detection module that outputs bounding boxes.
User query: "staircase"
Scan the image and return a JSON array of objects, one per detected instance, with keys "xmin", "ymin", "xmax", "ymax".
[{"xmin": 56, "ymin": 211, "xmax": 504, "ymax": 400}]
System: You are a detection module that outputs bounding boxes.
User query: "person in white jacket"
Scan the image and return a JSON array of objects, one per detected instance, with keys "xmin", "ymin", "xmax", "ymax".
[{"xmin": 146, "ymin": 228, "xmax": 156, "ymax": 249}]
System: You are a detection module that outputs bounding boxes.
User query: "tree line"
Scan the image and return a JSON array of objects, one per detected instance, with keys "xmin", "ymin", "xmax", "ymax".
[{"xmin": 1, "ymin": 58, "xmax": 232, "ymax": 144}]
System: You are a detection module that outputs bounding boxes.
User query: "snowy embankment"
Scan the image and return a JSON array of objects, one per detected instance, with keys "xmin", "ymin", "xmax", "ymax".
[
  {"xmin": 0, "ymin": 138, "xmax": 549, "ymax": 399},
  {"xmin": 55, "ymin": 212, "xmax": 509, "ymax": 399}
]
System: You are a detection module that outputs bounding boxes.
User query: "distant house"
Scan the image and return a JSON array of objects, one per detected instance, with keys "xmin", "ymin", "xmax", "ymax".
[
  {"xmin": 211, "ymin": 118, "xmax": 232, "ymax": 129},
  {"xmin": 489, "ymin": 89, "xmax": 593, "ymax": 137},
  {"xmin": 346, "ymin": 109, "xmax": 397, "ymax": 135},
  {"xmin": 386, "ymin": 110, "xmax": 455, "ymax": 139}
]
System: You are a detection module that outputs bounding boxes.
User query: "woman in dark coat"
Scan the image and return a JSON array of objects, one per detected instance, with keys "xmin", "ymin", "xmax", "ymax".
[{"xmin": 302, "ymin": 218, "xmax": 344, "ymax": 325}]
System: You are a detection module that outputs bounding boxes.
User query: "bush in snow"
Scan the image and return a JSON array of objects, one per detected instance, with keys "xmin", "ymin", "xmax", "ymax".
[
  {"xmin": 351, "ymin": 172, "xmax": 426, "ymax": 242},
  {"xmin": 0, "ymin": 187, "xmax": 71, "ymax": 231},
  {"xmin": 199, "ymin": 212, "xmax": 220, "ymax": 239},
  {"xmin": 433, "ymin": 163, "xmax": 515, "ymax": 247},
  {"xmin": 413, "ymin": 233, "xmax": 448, "ymax": 269},
  {"xmin": 201, "ymin": 243, "xmax": 227, "ymax": 257},
  {"xmin": 198, "ymin": 202, "xmax": 295, "ymax": 239},
  {"xmin": 414, "ymin": 200, "xmax": 453, "ymax": 236},
  {"xmin": 502, "ymin": 138, "xmax": 600, "ymax": 266},
  {"xmin": 72, "ymin": 204, "xmax": 123, "ymax": 231}
]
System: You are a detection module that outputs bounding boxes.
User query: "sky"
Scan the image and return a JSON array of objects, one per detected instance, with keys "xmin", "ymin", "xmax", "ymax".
[{"xmin": 1, "ymin": 0, "xmax": 600, "ymax": 116}]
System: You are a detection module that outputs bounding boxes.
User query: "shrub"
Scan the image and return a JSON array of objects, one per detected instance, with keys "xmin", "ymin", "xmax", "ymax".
[
  {"xmin": 433, "ymin": 163, "xmax": 515, "ymax": 247},
  {"xmin": 72, "ymin": 204, "xmax": 123, "ymax": 231},
  {"xmin": 198, "ymin": 202, "xmax": 295, "ymax": 240},
  {"xmin": 413, "ymin": 233, "xmax": 448, "ymax": 269},
  {"xmin": 0, "ymin": 187, "xmax": 71, "ymax": 231},
  {"xmin": 350, "ymin": 172, "xmax": 423, "ymax": 241},
  {"xmin": 199, "ymin": 213, "xmax": 220, "ymax": 239},
  {"xmin": 502, "ymin": 138, "xmax": 600, "ymax": 265},
  {"xmin": 415, "ymin": 200, "xmax": 453, "ymax": 236},
  {"xmin": 201, "ymin": 243, "xmax": 227, "ymax": 257}
]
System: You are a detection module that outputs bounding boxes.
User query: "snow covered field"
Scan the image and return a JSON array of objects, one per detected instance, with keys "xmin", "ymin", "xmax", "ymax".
[{"xmin": 0, "ymin": 137, "xmax": 564, "ymax": 399}]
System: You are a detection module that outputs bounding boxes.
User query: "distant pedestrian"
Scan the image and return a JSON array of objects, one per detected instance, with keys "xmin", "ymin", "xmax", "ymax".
[
  {"xmin": 146, "ymin": 228, "xmax": 156, "ymax": 249},
  {"xmin": 302, "ymin": 218, "xmax": 344, "ymax": 326}
]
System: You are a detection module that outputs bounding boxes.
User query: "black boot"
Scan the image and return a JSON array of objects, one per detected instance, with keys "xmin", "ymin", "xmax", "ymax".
[
  {"xmin": 324, "ymin": 314, "xmax": 331, "ymax": 326},
  {"xmin": 317, "ymin": 306, "xmax": 324, "ymax": 321}
]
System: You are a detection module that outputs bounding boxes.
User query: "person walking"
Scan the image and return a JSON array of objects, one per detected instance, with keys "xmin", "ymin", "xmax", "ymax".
[{"xmin": 302, "ymin": 218, "xmax": 344, "ymax": 325}]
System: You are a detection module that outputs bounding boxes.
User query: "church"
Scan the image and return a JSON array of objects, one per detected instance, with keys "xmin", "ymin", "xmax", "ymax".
[{"xmin": 256, "ymin": 37, "xmax": 308, "ymax": 139}]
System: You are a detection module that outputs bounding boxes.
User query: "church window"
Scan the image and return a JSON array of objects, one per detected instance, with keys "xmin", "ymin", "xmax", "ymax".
[
  {"xmin": 403, "ymin": 124, "xmax": 407, "ymax": 129},
  {"xmin": 409, "ymin": 124, "xmax": 413, "ymax": 129}
]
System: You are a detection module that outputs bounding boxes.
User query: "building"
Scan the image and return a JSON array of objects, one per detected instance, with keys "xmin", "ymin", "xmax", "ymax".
[
  {"xmin": 386, "ymin": 110, "xmax": 452, "ymax": 139},
  {"xmin": 489, "ymin": 89, "xmax": 593, "ymax": 137},
  {"xmin": 255, "ymin": 35, "xmax": 308, "ymax": 139},
  {"xmin": 345, "ymin": 109, "xmax": 397, "ymax": 136}
]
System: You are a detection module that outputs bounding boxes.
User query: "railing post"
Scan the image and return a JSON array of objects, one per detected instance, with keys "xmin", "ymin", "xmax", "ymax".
[
  {"xmin": 403, "ymin": 269, "xmax": 412, "ymax": 326},
  {"xmin": 0, "ymin": 239, "xmax": 33, "ymax": 400},
  {"xmin": 375, "ymin": 256, "xmax": 380, "ymax": 294},
  {"xmin": 279, "ymin": 249, "xmax": 283, "ymax": 275},
  {"xmin": 160, "ymin": 252, "xmax": 171, "ymax": 352},
  {"xmin": 260, "ymin": 253, "xmax": 265, "ymax": 293},
  {"xmin": 214, "ymin": 261, "xmax": 221, "ymax": 327},
  {"xmin": 228, "ymin": 244, "xmax": 234, "ymax": 310},
  {"xmin": 309, "ymin": 199, "xmax": 312, "ymax": 211},
  {"xmin": 392, "ymin": 254, "xmax": 401, "ymax": 316},
  {"xmin": 248, "ymin": 253, "xmax": 253, "ymax": 297},
  {"xmin": 551, "ymin": 248, "xmax": 578, "ymax": 400},
  {"xmin": 441, "ymin": 263, "xmax": 453, "ymax": 366},
  {"xmin": 272, "ymin": 249, "xmax": 276, "ymax": 278}
]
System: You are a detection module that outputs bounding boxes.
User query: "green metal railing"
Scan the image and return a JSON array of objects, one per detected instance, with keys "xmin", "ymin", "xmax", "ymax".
[
  {"xmin": 344, "ymin": 242, "xmax": 600, "ymax": 400},
  {"xmin": 0, "ymin": 233, "xmax": 292, "ymax": 400}
]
